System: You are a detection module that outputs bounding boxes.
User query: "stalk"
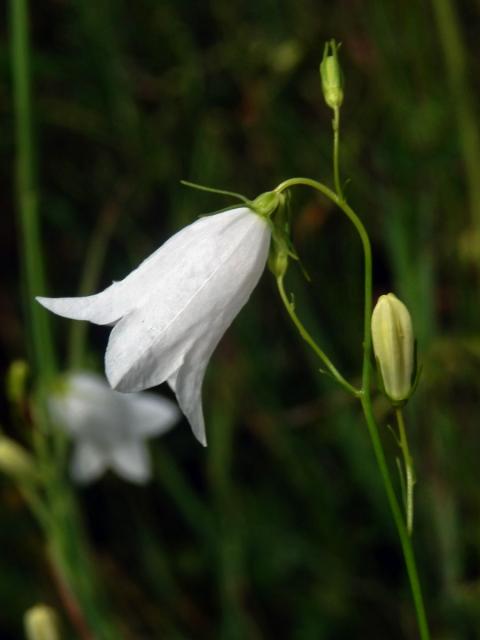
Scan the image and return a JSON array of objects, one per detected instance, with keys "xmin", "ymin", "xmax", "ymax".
[
  {"xmin": 10, "ymin": 2, "xmax": 119, "ymax": 637},
  {"xmin": 275, "ymin": 176, "xmax": 431, "ymax": 639}
]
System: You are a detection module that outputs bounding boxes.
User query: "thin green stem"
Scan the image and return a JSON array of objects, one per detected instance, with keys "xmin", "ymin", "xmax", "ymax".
[
  {"xmin": 275, "ymin": 176, "xmax": 430, "ymax": 638},
  {"xmin": 275, "ymin": 177, "xmax": 373, "ymax": 391},
  {"xmin": 19, "ymin": 482, "xmax": 52, "ymax": 531},
  {"xmin": 10, "ymin": 0, "xmax": 55, "ymax": 383},
  {"xmin": 332, "ymin": 107, "xmax": 344, "ymax": 200},
  {"xmin": 432, "ymin": 0, "xmax": 480, "ymax": 236},
  {"xmin": 10, "ymin": 0, "xmax": 63, "ymax": 504},
  {"xmin": 362, "ymin": 398, "xmax": 429, "ymax": 639},
  {"xmin": 10, "ymin": 3, "xmax": 118, "ymax": 637},
  {"xmin": 276, "ymin": 275, "xmax": 359, "ymax": 395},
  {"xmin": 68, "ymin": 199, "xmax": 121, "ymax": 369},
  {"xmin": 396, "ymin": 408, "xmax": 416, "ymax": 536}
]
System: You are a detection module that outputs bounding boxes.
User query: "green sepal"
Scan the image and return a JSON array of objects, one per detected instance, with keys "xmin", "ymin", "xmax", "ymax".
[
  {"xmin": 251, "ymin": 190, "xmax": 284, "ymax": 218},
  {"xmin": 180, "ymin": 180, "xmax": 251, "ymax": 206}
]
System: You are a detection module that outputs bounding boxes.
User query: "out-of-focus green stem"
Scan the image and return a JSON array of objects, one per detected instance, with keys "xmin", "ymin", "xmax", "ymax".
[
  {"xmin": 432, "ymin": 0, "xmax": 480, "ymax": 234},
  {"xmin": 10, "ymin": 3, "xmax": 119, "ymax": 638},
  {"xmin": 10, "ymin": 0, "xmax": 55, "ymax": 381},
  {"xmin": 68, "ymin": 200, "xmax": 120, "ymax": 369},
  {"xmin": 10, "ymin": 0, "xmax": 59, "ymax": 514}
]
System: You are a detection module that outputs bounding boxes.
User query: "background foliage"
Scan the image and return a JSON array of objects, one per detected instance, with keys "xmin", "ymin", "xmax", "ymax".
[{"xmin": 1, "ymin": 0, "xmax": 480, "ymax": 638}]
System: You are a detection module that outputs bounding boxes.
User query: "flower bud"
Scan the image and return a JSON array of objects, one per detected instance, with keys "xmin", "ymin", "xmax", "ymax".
[
  {"xmin": 0, "ymin": 436, "xmax": 36, "ymax": 481},
  {"xmin": 371, "ymin": 293, "xmax": 414, "ymax": 404},
  {"xmin": 320, "ymin": 40, "xmax": 343, "ymax": 110},
  {"xmin": 268, "ymin": 245, "xmax": 289, "ymax": 279},
  {"xmin": 6, "ymin": 359, "xmax": 29, "ymax": 406},
  {"xmin": 24, "ymin": 605, "xmax": 60, "ymax": 640}
]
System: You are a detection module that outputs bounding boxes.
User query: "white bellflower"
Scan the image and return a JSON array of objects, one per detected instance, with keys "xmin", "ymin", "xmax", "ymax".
[
  {"xmin": 38, "ymin": 206, "xmax": 272, "ymax": 445},
  {"xmin": 49, "ymin": 372, "xmax": 179, "ymax": 484}
]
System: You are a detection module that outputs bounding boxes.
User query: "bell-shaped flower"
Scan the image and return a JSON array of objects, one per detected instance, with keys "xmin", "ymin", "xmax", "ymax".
[
  {"xmin": 38, "ymin": 204, "xmax": 273, "ymax": 445},
  {"xmin": 48, "ymin": 372, "xmax": 180, "ymax": 484}
]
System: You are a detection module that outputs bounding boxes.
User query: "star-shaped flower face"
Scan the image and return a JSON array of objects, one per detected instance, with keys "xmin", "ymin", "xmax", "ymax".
[
  {"xmin": 48, "ymin": 372, "xmax": 180, "ymax": 484},
  {"xmin": 38, "ymin": 206, "xmax": 271, "ymax": 445}
]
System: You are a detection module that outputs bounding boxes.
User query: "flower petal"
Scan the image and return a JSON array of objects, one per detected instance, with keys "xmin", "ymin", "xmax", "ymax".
[
  {"xmin": 105, "ymin": 306, "xmax": 187, "ymax": 392},
  {"xmin": 110, "ymin": 441, "xmax": 151, "ymax": 484},
  {"xmin": 106, "ymin": 208, "xmax": 270, "ymax": 399},
  {"xmin": 123, "ymin": 391, "xmax": 180, "ymax": 437},
  {"xmin": 36, "ymin": 207, "xmax": 253, "ymax": 325},
  {"xmin": 168, "ymin": 214, "xmax": 271, "ymax": 444},
  {"xmin": 36, "ymin": 282, "xmax": 128, "ymax": 326},
  {"xmin": 49, "ymin": 372, "xmax": 123, "ymax": 439},
  {"xmin": 168, "ymin": 360, "xmax": 208, "ymax": 446},
  {"xmin": 71, "ymin": 441, "xmax": 108, "ymax": 484}
]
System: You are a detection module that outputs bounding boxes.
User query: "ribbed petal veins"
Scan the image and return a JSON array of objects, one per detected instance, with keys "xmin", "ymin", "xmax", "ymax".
[{"xmin": 39, "ymin": 207, "xmax": 271, "ymax": 444}]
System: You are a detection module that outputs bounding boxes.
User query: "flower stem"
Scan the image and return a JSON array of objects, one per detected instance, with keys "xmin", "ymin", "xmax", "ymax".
[
  {"xmin": 432, "ymin": 0, "xmax": 480, "ymax": 237},
  {"xmin": 68, "ymin": 196, "xmax": 123, "ymax": 370},
  {"xmin": 10, "ymin": 3, "xmax": 118, "ymax": 637},
  {"xmin": 275, "ymin": 177, "xmax": 373, "ymax": 385},
  {"xmin": 276, "ymin": 275, "xmax": 359, "ymax": 396},
  {"xmin": 332, "ymin": 107, "xmax": 344, "ymax": 200},
  {"xmin": 396, "ymin": 408, "xmax": 416, "ymax": 536},
  {"xmin": 10, "ymin": 0, "xmax": 55, "ymax": 382},
  {"xmin": 274, "ymin": 175, "xmax": 430, "ymax": 639},
  {"xmin": 361, "ymin": 396, "xmax": 429, "ymax": 639}
]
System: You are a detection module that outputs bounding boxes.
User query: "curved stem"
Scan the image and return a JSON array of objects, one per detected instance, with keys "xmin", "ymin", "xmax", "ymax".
[
  {"xmin": 332, "ymin": 107, "xmax": 344, "ymax": 200},
  {"xmin": 276, "ymin": 275, "xmax": 360, "ymax": 396},
  {"xmin": 275, "ymin": 177, "xmax": 373, "ymax": 391},
  {"xmin": 275, "ymin": 175, "xmax": 430, "ymax": 639},
  {"xmin": 396, "ymin": 408, "xmax": 416, "ymax": 536}
]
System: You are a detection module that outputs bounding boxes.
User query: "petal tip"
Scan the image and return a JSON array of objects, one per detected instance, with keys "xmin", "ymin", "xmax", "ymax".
[
  {"xmin": 106, "ymin": 361, "xmax": 142, "ymax": 394},
  {"xmin": 196, "ymin": 432, "xmax": 208, "ymax": 447},
  {"xmin": 36, "ymin": 296, "xmax": 53, "ymax": 310}
]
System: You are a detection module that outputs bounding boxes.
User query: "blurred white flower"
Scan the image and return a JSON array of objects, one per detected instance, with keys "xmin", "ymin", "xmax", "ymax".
[
  {"xmin": 38, "ymin": 206, "xmax": 271, "ymax": 445},
  {"xmin": 49, "ymin": 372, "xmax": 179, "ymax": 484}
]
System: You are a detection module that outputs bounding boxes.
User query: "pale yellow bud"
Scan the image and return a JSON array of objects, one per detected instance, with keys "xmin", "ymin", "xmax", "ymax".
[
  {"xmin": 371, "ymin": 293, "xmax": 414, "ymax": 404},
  {"xmin": 6, "ymin": 359, "xmax": 29, "ymax": 406},
  {"xmin": 24, "ymin": 605, "xmax": 60, "ymax": 640},
  {"xmin": 0, "ymin": 436, "xmax": 36, "ymax": 480},
  {"xmin": 320, "ymin": 40, "xmax": 344, "ymax": 110},
  {"xmin": 268, "ymin": 245, "xmax": 289, "ymax": 279}
]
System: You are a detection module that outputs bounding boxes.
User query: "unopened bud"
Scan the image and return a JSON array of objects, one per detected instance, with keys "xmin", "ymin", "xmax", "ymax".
[
  {"xmin": 24, "ymin": 604, "xmax": 60, "ymax": 640},
  {"xmin": 320, "ymin": 40, "xmax": 344, "ymax": 110},
  {"xmin": 268, "ymin": 245, "xmax": 288, "ymax": 279},
  {"xmin": 0, "ymin": 436, "xmax": 36, "ymax": 481},
  {"xmin": 371, "ymin": 293, "xmax": 414, "ymax": 404},
  {"xmin": 6, "ymin": 359, "xmax": 29, "ymax": 406}
]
